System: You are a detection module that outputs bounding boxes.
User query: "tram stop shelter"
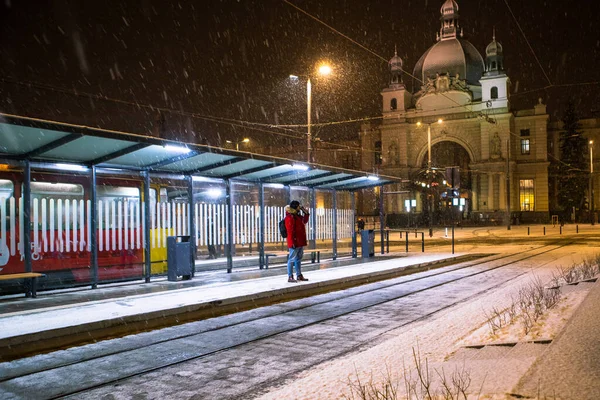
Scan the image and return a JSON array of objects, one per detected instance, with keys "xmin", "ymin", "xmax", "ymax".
[{"xmin": 0, "ymin": 113, "xmax": 401, "ymax": 294}]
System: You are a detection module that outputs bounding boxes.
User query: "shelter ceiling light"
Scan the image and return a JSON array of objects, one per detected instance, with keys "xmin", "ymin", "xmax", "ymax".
[
  {"xmin": 164, "ymin": 145, "xmax": 191, "ymax": 154},
  {"xmin": 206, "ymin": 188, "xmax": 223, "ymax": 198},
  {"xmin": 367, "ymin": 175, "xmax": 379, "ymax": 181},
  {"xmin": 292, "ymin": 163, "xmax": 309, "ymax": 171},
  {"xmin": 53, "ymin": 163, "xmax": 88, "ymax": 172}
]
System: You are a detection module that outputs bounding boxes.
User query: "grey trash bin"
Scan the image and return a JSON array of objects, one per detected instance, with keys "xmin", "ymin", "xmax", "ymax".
[
  {"xmin": 361, "ymin": 229, "xmax": 375, "ymax": 258},
  {"xmin": 167, "ymin": 236, "xmax": 192, "ymax": 282}
]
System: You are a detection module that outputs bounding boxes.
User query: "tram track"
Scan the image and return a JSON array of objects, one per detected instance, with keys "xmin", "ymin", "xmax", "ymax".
[{"xmin": 0, "ymin": 241, "xmax": 572, "ymax": 399}]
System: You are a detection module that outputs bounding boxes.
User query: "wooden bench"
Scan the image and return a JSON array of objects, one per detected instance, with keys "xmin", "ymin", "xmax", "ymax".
[
  {"xmin": 0, "ymin": 272, "xmax": 46, "ymax": 298},
  {"xmin": 264, "ymin": 252, "xmax": 288, "ymax": 269}
]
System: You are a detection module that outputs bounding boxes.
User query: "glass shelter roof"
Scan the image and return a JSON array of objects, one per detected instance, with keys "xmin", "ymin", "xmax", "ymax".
[{"xmin": 0, "ymin": 114, "xmax": 402, "ymax": 191}]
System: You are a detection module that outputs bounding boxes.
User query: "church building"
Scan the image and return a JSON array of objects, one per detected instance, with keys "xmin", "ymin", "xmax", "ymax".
[{"xmin": 361, "ymin": 0, "xmax": 550, "ymax": 224}]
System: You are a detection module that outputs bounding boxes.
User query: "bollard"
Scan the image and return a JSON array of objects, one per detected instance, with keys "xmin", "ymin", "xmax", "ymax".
[
  {"xmin": 400, "ymin": 231, "xmax": 403, "ymax": 239},
  {"xmin": 576, "ymin": 225, "xmax": 579, "ymax": 233},
  {"xmin": 452, "ymin": 225, "xmax": 455, "ymax": 254},
  {"xmin": 445, "ymin": 227, "xmax": 448, "ymax": 238},
  {"xmin": 415, "ymin": 230, "xmax": 418, "ymax": 238},
  {"xmin": 405, "ymin": 232, "xmax": 409, "ymax": 252},
  {"xmin": 429, "ymin": 228, "xmax": 433, "ymax": 238},
  {"xmin": 560, "ymin": 226, "xmax": 563, "ymax": 235},
  {"xmin": 544, "ymin": 227, "xmax": 546, "ymax": 235},
  {"xmin": 528, "ymin": 226, "xmax": 530, "ymax": 235},
  {"xmin": 421, "ymin": 232, "xmax": 425, "ymax": 252},
  {"xmin": 386, "ymin": 230, "xmax": 390, "ymax": 253}
]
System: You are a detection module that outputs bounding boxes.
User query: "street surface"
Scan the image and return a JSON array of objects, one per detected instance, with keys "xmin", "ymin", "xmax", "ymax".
[{"xmin": 1, "ymin": 226, "xmax": 598, "ymax": 399}]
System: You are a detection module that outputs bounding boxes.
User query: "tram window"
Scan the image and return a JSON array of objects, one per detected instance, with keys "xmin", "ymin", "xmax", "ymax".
[
  {"xmin": 30, "ymin": 182, "xmax": 85, "ymax": 226},
  {"xmin": 0, "ymin": 179, "xmax": 14, "ymax": 198},
  {"xmin": 97, "ymin": 186, "xmax": 140, "ymax": 202},
  {"xmin": 30, "ymin": 182, "xmax": 84, "ymax": 200}
]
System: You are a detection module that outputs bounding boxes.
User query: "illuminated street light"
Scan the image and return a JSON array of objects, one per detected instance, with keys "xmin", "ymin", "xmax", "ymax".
[
  {"xmin": 417, "ymin": 119, "xmax": 443, "ymax": 170},
  {"xmin": 290, "ymin": 63, "xmax": 333, "ymax": 163},
  {"xmin": 590, "ymin": 140, "xmax": 595, "ymax": 225},
  {"xmin": 416, "ymin": 119, "xmax": 444, "ymax": 236},
  {"xmin": 226, "ymin": 138, "xmax": 250, "ymax": 151}
]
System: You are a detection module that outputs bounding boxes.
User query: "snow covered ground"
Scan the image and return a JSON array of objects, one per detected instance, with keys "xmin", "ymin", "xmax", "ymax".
[{"xmin": 255, "ymin": 244, "xmax": 597, "ymax": 399}]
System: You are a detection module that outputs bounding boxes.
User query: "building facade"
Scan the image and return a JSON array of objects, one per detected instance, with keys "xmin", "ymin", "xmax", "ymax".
[{"xmin": 361, "ymin": 0, "xmax": 551, "ymax": 225}]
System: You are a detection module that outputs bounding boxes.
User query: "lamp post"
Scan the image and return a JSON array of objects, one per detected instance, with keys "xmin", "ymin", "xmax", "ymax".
[
  {"xmin": 417, "ymin": 119, "xmax": 443, "ymax": 233},
  {"xmin": 590, "ymin": 140, "xmax": 594, "ymax": 225},
  {"xmin": 290, "ymin": 63, "xmax": 332, "ymax": 163},
  {"xmin": 226, "ymin": 138, "xmax": 250, "ymax": 151}
]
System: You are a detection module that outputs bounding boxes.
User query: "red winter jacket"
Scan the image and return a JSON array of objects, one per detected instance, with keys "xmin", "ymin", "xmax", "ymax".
[{"xmin": 284, "ymin": 206, "xmax": 310, "ymax": 248}]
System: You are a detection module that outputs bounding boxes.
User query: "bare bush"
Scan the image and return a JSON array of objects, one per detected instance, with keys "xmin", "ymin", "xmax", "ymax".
[
  {"xmin": 544, "ymin": 287, "xmax": 561, "ymax": 309},
  {"xmin": 345, "ymin": 347, "xmax": 472, "ymax": 400},
  {"xmin": 484, "ymin": 306, "xmax": 508, "ymax": 335},
  {"xmin": 485, "ymin": 275, "xmax": 563, "ymax": 336},
  {"xmin": 580, "ymin": 258, "xmax": 596, "ymax": 280}
]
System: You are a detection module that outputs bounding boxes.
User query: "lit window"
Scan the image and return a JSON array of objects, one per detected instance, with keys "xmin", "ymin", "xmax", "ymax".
[
  {"xmin": 521, "ymin": 139, "xmax": 530, "ymax": 155},
  {"xmin": 520, "ymin": 179, "xmax": 534, "ymax": 211}
]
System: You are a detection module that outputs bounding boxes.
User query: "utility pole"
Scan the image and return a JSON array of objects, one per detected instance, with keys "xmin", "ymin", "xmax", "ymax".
[{"xmin": 506, "ymin": 138, "xmax": 511, "ymax": 230}]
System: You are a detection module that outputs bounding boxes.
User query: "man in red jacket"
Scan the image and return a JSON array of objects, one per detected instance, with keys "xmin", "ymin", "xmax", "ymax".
[{"xmin": 285, "ymin": 200, "xmax": 310, "ymax": 283}]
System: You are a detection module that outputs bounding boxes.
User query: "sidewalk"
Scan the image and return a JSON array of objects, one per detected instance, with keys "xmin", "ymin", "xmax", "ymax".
[
  {"xmin": 512, "ymin": 278, "xmax": 600, "ymax": 399},
  {"xmin": 0, "ymin": 252, "xmax": 467, "ymax": 361}
]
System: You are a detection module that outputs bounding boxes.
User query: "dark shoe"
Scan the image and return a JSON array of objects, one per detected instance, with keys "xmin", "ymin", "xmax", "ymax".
[
  {"xmin": 288, "ymin": 276, "xmax": 297, "ymax": 283},
  {"xmin": 297, "ymin": 274, "xmax": 308, "ymax": 281}
]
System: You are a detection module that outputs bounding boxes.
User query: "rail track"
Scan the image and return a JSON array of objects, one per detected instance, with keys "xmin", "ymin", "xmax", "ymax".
[{"xmin": 0, "ymin": 241, "xmax": 573, "ymax": 399}]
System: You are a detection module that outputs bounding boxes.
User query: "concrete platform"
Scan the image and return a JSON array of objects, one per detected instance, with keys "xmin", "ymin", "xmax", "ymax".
[{"xmin": 0, "ymin": 252, "xmax": 472, "ymax": 361}]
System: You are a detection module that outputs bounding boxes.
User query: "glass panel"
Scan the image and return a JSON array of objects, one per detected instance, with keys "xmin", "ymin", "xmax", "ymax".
[
  {"xmin": 0, "ymin": 123, "xmax": 67, "ymax": 155},
  {"xmin": 0, "ymin": 172, "xmax": 23, "ymax": 290},
  {"xmin": 40, "ymin": 136, "xmax": 134, "ymax": 161},
  {"xmin": 192, "ymin": 178, "xmax": 227, "ymax": 263}
]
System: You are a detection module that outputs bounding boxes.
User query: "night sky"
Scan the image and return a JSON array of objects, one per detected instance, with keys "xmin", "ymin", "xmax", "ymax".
[{"xmin": 1, "ymin": 0, "xmax": 599, "ymax": 150}]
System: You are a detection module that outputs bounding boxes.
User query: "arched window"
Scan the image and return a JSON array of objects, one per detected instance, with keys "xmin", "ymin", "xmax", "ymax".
[
  {"xmin": 374, "ymin": 141, "xmax": 382, "ymax": 165},
  {"xmin": 491, "ymin": 86, "xmax": 498, "ymax": 99},
  {"xmin": 390, "ymin": 98, "xmax": 397, "ymax": 110}
]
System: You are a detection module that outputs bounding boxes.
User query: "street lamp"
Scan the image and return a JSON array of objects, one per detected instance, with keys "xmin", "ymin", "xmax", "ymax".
[
  {"xmin": 416, "ymin": 119, "xmax": 443, "ymax": 235},
  {"xmin": 590, "ymin": 140, "xmax": 594, "ymax": 225},
  {"xmin": 226, "ymin": 138, "xmax": 250, "ymax": 151},
  {"xmin": 290, "ymin": 63, "xmax": 333, "ymax": 163},
  {"xmin": 416, "ymin": 119, "xmax": 443, "ymax": 170}
]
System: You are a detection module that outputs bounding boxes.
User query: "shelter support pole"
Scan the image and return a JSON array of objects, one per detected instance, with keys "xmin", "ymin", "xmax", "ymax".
[
  {"xmin": 226, "ymin": 179, "xmax": 234, "ymax": 273},
  {"xmin": 90, "ymin": 166, "xmax": 98, "ymax": 289},
  {"xmin": 351, "ymin": 191, "xmax": 357, "ymax": 258},
  {"xmin": 379, "ymin": 184, "xmax": 385, "ymax": 254},
  {"xmin": 332, "ymin": 189, "xmax": 337, "ymax": 260},
  {"xmin": 310, "ymin": 188, "xmax": 317, "ymax": 249},
  {"xmin": 258, "ymin": 183, "xmax": 265, "ymax": 269},
  {"xmin": 143, "ymin": 172, "xmax": 151, "ymax": 283},
  {"xmin": 23, "ymin": 160, "xmax": 32, "ymax": 296},
  {"xmin": 187, "ymin": 175, "xmax": 196, "ymax": 277}
]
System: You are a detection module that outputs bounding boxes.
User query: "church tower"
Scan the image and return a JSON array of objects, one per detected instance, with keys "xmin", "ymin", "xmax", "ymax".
[
  {"xmin": 381, "ymin": 47, "xmax": 412, "ymax": 112},
  {"xmin": 480, "ymin": 30, "xmax": 509, "ymax": 108}
]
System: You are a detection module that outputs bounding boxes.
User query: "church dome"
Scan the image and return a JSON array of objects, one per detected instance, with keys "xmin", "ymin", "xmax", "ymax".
[
  {"xmin": 440, "ymin": 0, "xmax": 459, "ymax": 15},
  {"xmin": 413, "ymin": 38, "xmax": 485, "ymax": 86},
  {"xmin": 486, "ymin": 38, "xmax": 503, "ymax": 56},
  {"xmin": 389, "ymin": 50, "xmax": 403, "ymax": 71},
  {"xmin": 485, "ymin": 39, "xmax": 502, "ymax": 56}
]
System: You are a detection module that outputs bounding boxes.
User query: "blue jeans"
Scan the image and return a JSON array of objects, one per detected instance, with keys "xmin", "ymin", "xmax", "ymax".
[{"xmin": 287, "ymin": 246, "xmax": 304, "ymax": 277}]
